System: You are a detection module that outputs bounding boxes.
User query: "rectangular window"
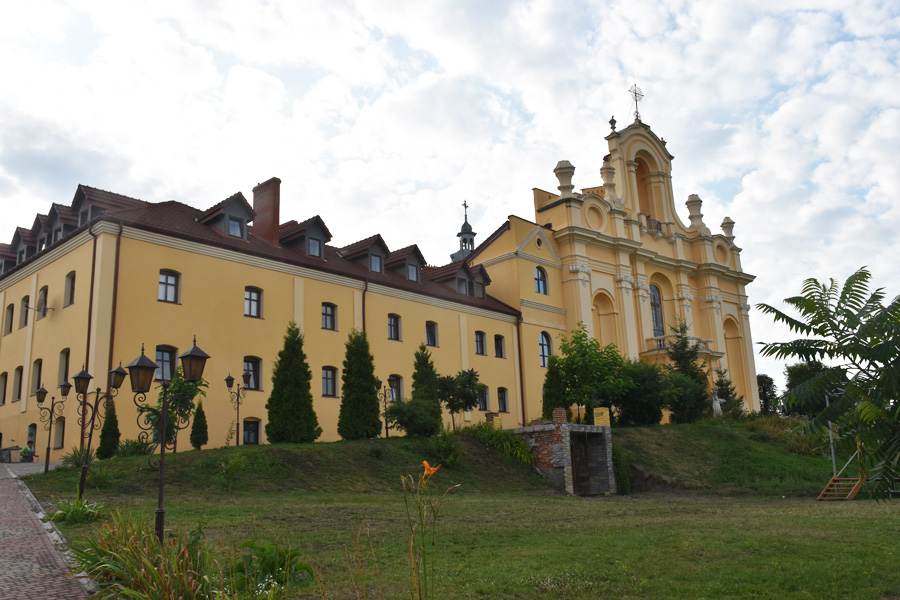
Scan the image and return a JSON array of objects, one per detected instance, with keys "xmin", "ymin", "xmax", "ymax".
[
  {"xmin": 322, "ymin": 303, "xmax": 336, "ymax": 330},
  {"xmin": 478, "ymin": 387, "xmax": 489, "ymax": 411},
  {"xmin": 244, "ymin": 287, "xmax": 261, "ymax": 317},
  {"xmin": 388, "ymin": 314, "xmax": 401, "ymax": 340},
  {"xmin": 3, "ymin": 304, "xmax": 13, "ymax": 335},
  {"xmin": 494, "ymin": 335, "xmax": 505, "ymax": 358},
  {"xmin": 388, "ymin": 375, "xmax": 402, "ymax": 401},
  {"xmin": 244, "ymin": 358, "xmax": 261, "ymax": 390},
  {"xmin": 426, "ymin": 321, "xmax": 438, "ymax": 347},
  {"xmin": 475, "ymin": 282, "xmax": 485, "ymax": 298},
  {"xmin": 155, "ymin": 347, "xmax": 176, "ymax": 381},
  {"xmin": 19, "ymin": 296, "xmax": 29, "ymax": 328},
  {"xmin": 0, "ymin": 372, "xmax": 6, "ymax": 405},
  {"xmin": 322, "ymin": 367, "xmax": 337, "ymax": 397},
  {"xmin": 498, "ymin": 388, "xmax": 508, "ymax": 413},
  {"xmin": 17, "ymin": 249, "xmax": 25, "ymax": 264},
  {"xmin": 408, "ymin": 264, "xmax": 419, "ymax": 282},
  {"xmin": 370, "ymin": 255, "xmax": 382, "ymax": 273},
  {"xmin": 158, "ymin": 271, "xmax": 179, "ymax": 303},
  {"xmin": 309, "ymin": 238, "xmax": 322, "ymax": 258},
  {"xmin": 54, "ymin": 228, "xmax": 63, "ymax": 242},
  {"xmin": 457, "ymin": 278, "xmax": 467, "ymax": 294},
  {"xmin": 228, "ymin": 217, "xmax": 243, "ymax": 237},
  {"xmin": 243, "ymin": 420, "xmax": 259, "ymax": 445},
  {"xmin": 474, "ymin": 331, "xmax": 486, "ymax": 355}
]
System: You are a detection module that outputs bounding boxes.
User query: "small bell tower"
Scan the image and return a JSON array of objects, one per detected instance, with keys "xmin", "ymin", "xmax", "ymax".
[{"xmin": 450, "ymin": 200, "xmax": 476, "ymax": 262}]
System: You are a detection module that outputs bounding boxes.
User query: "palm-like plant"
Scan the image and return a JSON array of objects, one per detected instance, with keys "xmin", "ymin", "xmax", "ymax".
[{"xmin": 756, "ymin": 267, "xmax": 900, "ymax": 496}]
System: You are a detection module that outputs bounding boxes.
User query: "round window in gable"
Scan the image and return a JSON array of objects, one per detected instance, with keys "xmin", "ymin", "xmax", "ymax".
[{"xmin": 536, "ymin": 238, "xmax": 543, "ymax": 249}]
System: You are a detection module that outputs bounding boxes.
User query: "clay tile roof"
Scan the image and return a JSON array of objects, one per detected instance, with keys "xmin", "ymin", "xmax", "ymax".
[
  {"xmin": 12, "ymin": 227, "xmax": 34, "ymax": 246},
  {"xmin": 76, "ymin": 185, "xmax": 145, "ymax": 212},
  {"xmin": 339, "ymin": 234, "xmax": 389, "ymax": 260},
  {"xmin": 423, "ymin": 260, "xmax": 468, "ymax": 283},
  {"xmin": 0, "ymin": 244, "xmax": 14, "ymax": 260},
  {"xmin": 385, "ymin": 244, "xmax": 425, "ymax": 268},
  {"xmin": 48, "ymin": 203, "xmax": 78, "ymax": 225},
  {"xmin": 197, "ymin": 192, "xmax": 255, "ymax": 224},
  {"xmin": 280, "ymin": 215, "xmax": 332, "ymax": 244}
]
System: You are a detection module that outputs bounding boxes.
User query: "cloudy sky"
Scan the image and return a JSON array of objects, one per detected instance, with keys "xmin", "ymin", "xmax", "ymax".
[{"xmin": 1, "ymin": 0, "xmax": 898, "ymax": 389}]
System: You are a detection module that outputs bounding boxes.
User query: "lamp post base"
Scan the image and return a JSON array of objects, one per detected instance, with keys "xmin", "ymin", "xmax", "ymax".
[{"xmin": 155, "ymin": 508, "xmax": 165, "ymax": 542}]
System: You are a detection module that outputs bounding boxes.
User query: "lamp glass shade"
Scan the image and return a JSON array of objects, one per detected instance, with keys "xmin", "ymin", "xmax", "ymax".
[
  {"xmin": 59, "ymin": 381, "xmax": 72, "ymax": 399},
  {"xmin": 225, "ymin": 374, "xmax": 235, "ymax": 390},
  {"xmin": 72, "ymin": 368, "xmax": 93, "ymax": 396},
  {"xmin": 36, "ymin": 386, "xmax": 48, "ymax": 404},
  {"xmin": 126, "ymin": 351, "xmax": 159, "ymax": 394},
  {"xmin": 109, "ymin": 365, "xmax": 128, "ymax": 390},
  {"xmin": 242, "ymin": 371, "xmax": 251, "ymax": 386},
  {"xmin": 179, "ymin": 342, "xmax": 210, "ymax": 382},
  {"xmin": 375, "ymin": 377, "xmax": 382, "ymax": 390}
]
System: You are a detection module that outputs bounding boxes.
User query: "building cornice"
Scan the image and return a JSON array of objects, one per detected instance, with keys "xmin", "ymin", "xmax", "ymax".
[
  {"xmin": 0, "ymin": 230, "xmax": 93, "ymax": 292},
  {"xmin": 520, "ymin": 299, "xmax": 567, "ymax": 314}
]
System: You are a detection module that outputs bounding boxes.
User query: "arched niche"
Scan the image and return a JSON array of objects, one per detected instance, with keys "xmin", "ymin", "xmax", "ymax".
[
  {"xmin": 647, "ymin": 272, "xmax": 676, "ymax": 335},
  {"xmin": 723, "ymin": 317, "xmax": 748, "ymax": 409},
  {"xmin": 634, "ymin": 150, "xmax": 659, "ymax": 219},
  {"xmin": 592, "ymin": 291, "xmax": 617, "ymax": 348}
]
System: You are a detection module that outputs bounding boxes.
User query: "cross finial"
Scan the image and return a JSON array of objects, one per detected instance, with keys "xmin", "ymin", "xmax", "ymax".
[
  {"xmin": 462, "ymin": 200, "xmax": 469, "ymax": 220},
  {"xmin": 629, "ymin": 83, "xmax": 643, "ymax": 122}
]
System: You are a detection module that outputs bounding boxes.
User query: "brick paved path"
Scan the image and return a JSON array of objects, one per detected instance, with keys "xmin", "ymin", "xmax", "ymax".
[{"xmin": 0, "ymin": 465, "xmax": 86, "ymax": 600}]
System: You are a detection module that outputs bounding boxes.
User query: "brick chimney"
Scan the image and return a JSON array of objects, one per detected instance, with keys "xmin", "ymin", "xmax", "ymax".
[{"xmin": 252, "ymin": 177, "xmax": 281, "ymax": 246}]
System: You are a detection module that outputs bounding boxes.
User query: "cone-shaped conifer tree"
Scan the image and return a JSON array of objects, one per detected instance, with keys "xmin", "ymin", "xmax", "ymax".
[
  {"xmin": 97, "ymin": 398, "xmax": 121, "ymax": 459},
  {"xmin": 190, "ymin": 400, "xmax": 209, "ymax": 450},
  {"xmin": 265, "ymin": 321, "xmax": 321, "ymax": 443},
  {"xmin": 337, "ymin": 329, "xmax": 382, "ymax": 440}
]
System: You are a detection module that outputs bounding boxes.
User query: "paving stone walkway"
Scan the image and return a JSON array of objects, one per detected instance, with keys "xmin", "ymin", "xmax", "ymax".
[{"xmin": 0, "ymin": 464, "xmax": 86, "ymax": 600}]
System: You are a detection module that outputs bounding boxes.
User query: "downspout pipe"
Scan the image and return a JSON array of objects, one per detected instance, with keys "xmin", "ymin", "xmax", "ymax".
[
  {"xmin": 106, "ymin": 223, "xmax": 123, "ymax": 387},
  {"xmin": 82, "ymin": 224, "xmax": 99, "ymax": 449},
  {"xmin": 516, "ymin": 316, "xmax": 528, "ymax": 426}
]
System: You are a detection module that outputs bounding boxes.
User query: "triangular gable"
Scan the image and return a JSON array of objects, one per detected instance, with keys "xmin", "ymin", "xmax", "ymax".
[
  {"xmin": 198, "ymin": 192, "xmax": 255, "ymax": 225},
  {"xmin": 515, "ymin": 226, "xmax": 562, "ymax": 267},
  {"xmin": 339, "ymin": 234, "xmax": 390, "ymax": 260},
  {"xmin": 280, "ymin": 215, "xmax": 332, "ymax": 245},
  {"xmin": 386, "ymin": 244, "xmax": 426, "ymax": 269}
]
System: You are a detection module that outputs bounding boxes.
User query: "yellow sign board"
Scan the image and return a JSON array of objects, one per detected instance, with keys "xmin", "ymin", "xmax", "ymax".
[{"xmin": 593, "ymin": 407, "xmax": 610, "ymax": 427}]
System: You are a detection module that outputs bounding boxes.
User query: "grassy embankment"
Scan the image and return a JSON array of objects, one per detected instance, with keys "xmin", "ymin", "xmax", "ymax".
[{"xmin": 25, "ymin": 422, "xmax": 898, "ymax": 599}]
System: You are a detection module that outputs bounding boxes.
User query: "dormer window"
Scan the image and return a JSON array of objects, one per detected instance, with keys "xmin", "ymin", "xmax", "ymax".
[
  {"xmin": 408, "ymin": 264, "xmax": 419, "ymax": 282},
  {"xmin": 37, "ymin": 238, "xmax": 46, "ymax": 252},
  {"xmin": 474, "ymin": 282, "xmax": 485, "ymax": 299},
  {"xmin": 309, "ymin": 238, "xmax": 322, "ymax": 258},
  {"xmin": 53, "ymin": 228, "xmax": 63, "ymax": 242},
  {"xmin": 457, "ymin": 278, "xmax": 467, "ymax": 294},
  {"xmin": 371, "ymin": 255, "xmax": 383, "ymax": 273},
  {"xmin": 16, "ymin": 250, "xmax": 24, "ymax": 264},
  {"xmin": 228, "ymin": 217, "xmax": 244, "ymax": 238},
  {"xmin": 79, "ymin": 210, "xmax": 89, "ymax": 226}
]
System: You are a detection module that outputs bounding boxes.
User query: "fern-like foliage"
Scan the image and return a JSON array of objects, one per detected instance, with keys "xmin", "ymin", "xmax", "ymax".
[{"xmin": 756, "ymin": 267, "xmax": 900, "ymax": 497}]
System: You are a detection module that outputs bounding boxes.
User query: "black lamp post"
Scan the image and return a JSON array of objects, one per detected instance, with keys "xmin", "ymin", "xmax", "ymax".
[
  {"xmin": 36, "ymin": 381, "xmax": 71, "ymax": 474},
  {"xmin": 74, "ymin": 364, "xmax": 127, "ymax": 500},
  {"xmin": 225, "ymin": 371, "xmax": 251, "ymax": 446},
  {"xmin": 127, "ymin": 338, "xmax": 209, "ymax": 542},
  {"xmin": 375, "ymin": 377, "xmax": 391, "ymax": 439}
]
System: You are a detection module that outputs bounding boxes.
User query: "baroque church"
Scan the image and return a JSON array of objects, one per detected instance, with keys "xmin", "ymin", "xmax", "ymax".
[{"xmin": 0, "ymin": 116, "xmax": 758, "ymax": 456}]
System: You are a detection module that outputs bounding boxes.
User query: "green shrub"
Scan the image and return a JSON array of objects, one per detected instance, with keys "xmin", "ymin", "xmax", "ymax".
[
  {"xmin": 746, "ymin": 415, "xmax": 828, "ymax": 456},
  {"xmin": 612, "ymin": 445, "xmax": 631, "ymax": 495},
  {"xmin": 191, "ymin": 400, "xmax": 209, "ymax": 450},
  {"xmin": 86, "ymin": 464, "xmax": 112, "ymax": 489},
  {"xmin": 50, "ymin": 494, "xmax": 104, "ymax": 524},
  {"xmin": 69, "ymin": 512, "xmax": 214, "ymax": 600},
  {"xmin": 458, "ymin": 422, "xmax": 533, "ymax": 466},
  {"xmin": 429, "ymin": 427, "xmax": 460, "ymax": 468},
  {"xmin": 226, "ymin": 541, "xmax": 313, "ymax": 597},
  {"xmin": 385, "ymin": 396, "xmax": 442, "ymax": 437},
  {"xmin": 117, "ymin": 438, "xmax": 153, "ymax": 457},
  {"xmin": 60, "ymin": 445, "xmax": 95, "ymax": 469},
  {"xmin": 97, "ymin": 399, "xmax": 121, "ymax": 459}
]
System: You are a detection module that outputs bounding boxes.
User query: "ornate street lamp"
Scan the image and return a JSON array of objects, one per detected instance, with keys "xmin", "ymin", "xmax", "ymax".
[
  {"xmin": 375, "ymin": 377, "xmax": 391, "ymax": 439},
  {"xmin": 127, "ymin": 338, "xmax": 210, "ymax": 542},
  {"xmin": 74, "ymin": 364, "xmax": 127, "ymax": 499},
  {"xmin": 225, "ymin": 370, "xmax": 251, "ymax": 446},
  {"xmin": 36, "ymin": 381, "xmax": 71, "ymax": 474}
]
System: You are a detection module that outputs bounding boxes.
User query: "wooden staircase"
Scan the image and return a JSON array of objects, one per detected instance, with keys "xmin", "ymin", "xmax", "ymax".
[{"xmin": 817, "ymin": 476, "xmax": 863, "ymax": 501}]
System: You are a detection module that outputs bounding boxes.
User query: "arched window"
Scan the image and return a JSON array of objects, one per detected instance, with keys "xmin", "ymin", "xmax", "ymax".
[
  {"xmin": 19, "ymin": 296, "xmax": 29, "ymax": 328},
  {"xmin": 322, "ymin": 303, "xmax": 337, "ymax": 330},
  {"xmin": 322, "ymin": 366, "xmax": 338, "ymax": 397},
  {"xmin": 12, "ymin": 367, "xmax": 23, "ymax": 402},
  {"xmin": 58, "ymin": 349, "xmax": 70, "ymax": 386},
  {"xmin": 478, "ymin": 387, "xmax": 489, "ymax": 411},
  {"xmin": 31, "ymin": 359, "xmax": 42, "ymax": 396},
  {"xmin": 243, "ymin": 356, "xmax": 261, "ymax": 390},
  {"xmin": 474, "ymin": 331, "xmax": 486, "ymax": 355},
  {"xmin": 155, "ymin": 345, "xmax": 177, "ymax": 382},
  {"xmin": 53, "ymin": 417, "xmax": 66, "ymax": 449},
  {"xmin": 425, "ymin": 321, "xmax": 438, "ymax": 347},
  {"xmin": 244, "ymin": 287, "xmax": 262, "ymax": 318},
  {"xmin": 497, "ymin": 387, "xmax": 509, "ymax": 413},
  {"xmin": 0, "ymin": 372, "xmax": 6, "ymax": 405},
  {"xmin": 3, "ymin": 304, "xmax": 13, "ymax": 334},
  {"xmin": 158, "ymin": 270, "xmax": 180, "ymax": 303},
  {"xmin": 243, "ymin": 419, "xmax": 260, "ymax": 445},
  {"xmin": 650, "ymin": 284, "xmax": 664, "ymax": 338},
  {"xmin": 64, "ymin": 271, "xmax": 76, "ymax": 306},
  {"xmin": 494, "ymin": 335, "xmax": 506, "ymax": 358},
  {"xmin": 534, "ymin": 267, "xmax": 548, "ymax": 295},
  {"xmin": 36, "ymin": 286, "xmax": 49, "ymax": 319},
  {"xmin": 388, "ymin": 314, "xmax": 401, "ymax": 341},
  {"xmin": 539, "ymin": 332, "xmax": 552, "ymax": 367},
  {"xmin": 388, "ymin": 374, "xmax": 402, "ymax": 402}
]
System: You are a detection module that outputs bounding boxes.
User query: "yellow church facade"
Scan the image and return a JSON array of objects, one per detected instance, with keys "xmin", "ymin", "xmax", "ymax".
[{"xmin": 0, "ymin": 118, "xmax": 758, "ymax": 460}]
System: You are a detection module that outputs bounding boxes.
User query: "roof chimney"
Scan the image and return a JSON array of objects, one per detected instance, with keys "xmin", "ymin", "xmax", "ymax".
[{"xmin": 252, "ymin": 177, "xmax": 281, "ymax": 246}]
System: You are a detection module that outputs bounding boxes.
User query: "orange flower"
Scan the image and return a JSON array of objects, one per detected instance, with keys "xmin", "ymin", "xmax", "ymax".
[{"xmin": 422, "ymin": 460, "xmax": 441, "ymax": 477}]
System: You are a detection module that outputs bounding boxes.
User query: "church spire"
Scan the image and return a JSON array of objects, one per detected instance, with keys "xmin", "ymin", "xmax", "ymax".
[{"xmin": 450, "ymin": 200, "xmax": 476, "ymax": 262}]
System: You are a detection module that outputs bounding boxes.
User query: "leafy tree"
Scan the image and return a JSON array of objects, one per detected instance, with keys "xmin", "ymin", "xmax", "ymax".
[
  {"xmin": 541, "ymin": 354, "xmax": 570, "ymax": 420},
  {"xmin": 782, "ymin": 360, "xmax": 829, "ymax": 417},
  {"xmin": 757, "ymin": 374, "xmax": 779, "ymax": 415},
  {"xmin": 757, "ymin": 267, "xmax": 900, "ymax": 496},
  {"xmin": 337, "ymin": 329, "xmax": 382, "ymax": 440},
  {"xmin": 438, "ymin": 370, "xmax": 482, "ymax": 430},
  {"xmin": 714, "ymin": 368, "xmax": 745, "ymax": 419},
  {"xmin": 190, "ymin": 401, "xmax": 208, "ymax": 450},
  {"xmin": 540, "ymin": 323, "xmax": 631, "ymax": 424},
  {"xmin": 385, "ymin": 344, "xmax": 443, "ymax": 437},
  {"xmin": 664, "ymin": 320, "xmax": 710, "ymax": 423},
  {"xmin": 615, "ymin": 360, "xmax": 667, "ymax": 426},
  {"xmin": 97, "ymin": 399, "xmax": 120, "ymax": 459},
  {"xmin": 266, "ymin": 321, "xmax": 321, "ymax": 443},
  {"xmin": 151, "ymin": 367, "xmax": 208, "ymax": 450}
]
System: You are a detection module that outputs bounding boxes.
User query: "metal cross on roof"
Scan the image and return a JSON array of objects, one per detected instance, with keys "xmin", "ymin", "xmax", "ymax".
[
  {"xmin": 629, "ymin": 83, "xmax": 643, "ymax": 122},
  {"xmin": 462, "ymin": 200, "xmax": 469, "ymax": 220}
]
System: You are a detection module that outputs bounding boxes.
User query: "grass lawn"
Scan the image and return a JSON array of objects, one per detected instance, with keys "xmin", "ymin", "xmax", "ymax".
[{"xmin": 25, "ymin": 427, "xmax": 900, "ymax": 599}]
